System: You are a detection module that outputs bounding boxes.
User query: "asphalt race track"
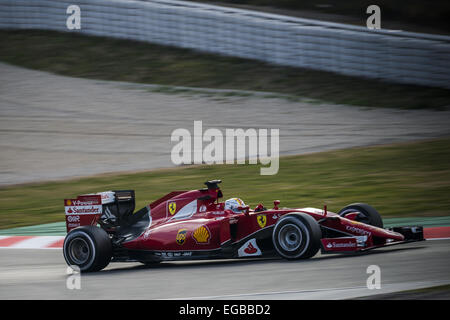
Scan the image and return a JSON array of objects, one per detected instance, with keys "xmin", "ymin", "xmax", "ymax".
[{"xmin": 0, "ymin": 239, "xmax": 448, "ymax": 299}]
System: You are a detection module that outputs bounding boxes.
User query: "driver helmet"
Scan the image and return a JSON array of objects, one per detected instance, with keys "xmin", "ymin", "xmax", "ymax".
[{"xmin": 224, "ymin": 198, "xmax": 246, "ymax": 213}]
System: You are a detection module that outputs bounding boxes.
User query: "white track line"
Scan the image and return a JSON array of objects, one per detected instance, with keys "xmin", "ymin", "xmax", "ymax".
[
  {"xmin": 168, "ymin": 280, "xmax": 450, "ymax": 300},
  {"xmin": 167, "ymin": 285, "xmax": 368, "ymax": 300}
]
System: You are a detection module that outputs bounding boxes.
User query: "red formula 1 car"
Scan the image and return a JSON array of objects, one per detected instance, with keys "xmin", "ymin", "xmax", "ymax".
[{"xmin": 63, "ymin": 180, "xmax": 424, "ymax": 272}]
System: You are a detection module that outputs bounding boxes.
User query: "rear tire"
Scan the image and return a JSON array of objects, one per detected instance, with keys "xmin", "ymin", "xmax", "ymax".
[
  {"xmin": 63, "ymin": 226, "xmax": 112, "ymax": 272},
  {"xmin": 272, "ymin": 213, "xmax": 322, "ymax": 260},
  {"xmin": 338, "ymin": 203, "xmax": 383, "ymax": 228}
]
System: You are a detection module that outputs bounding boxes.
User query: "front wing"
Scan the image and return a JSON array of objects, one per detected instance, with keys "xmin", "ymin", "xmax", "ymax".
[{"xmin": 321, "ymin": 226, "xmax": 424, "ymax": 253}]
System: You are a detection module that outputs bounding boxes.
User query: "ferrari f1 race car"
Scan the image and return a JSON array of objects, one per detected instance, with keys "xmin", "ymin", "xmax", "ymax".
[{"xmin": 63, "ymin": 180, "xmax": 424, "ymax": 272}]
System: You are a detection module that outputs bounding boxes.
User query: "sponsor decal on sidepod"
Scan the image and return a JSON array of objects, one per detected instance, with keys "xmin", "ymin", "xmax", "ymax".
[
  {"xmin": 193, "ymin": 226, "xmax": 211, "ymax": 244},
  {"xmin": 176, "ymin": 229, "xmax": 188, "ymax": 245},
  {"xmin": 238, "ymin": 239, "xmax": 262, "ymax": 257}
]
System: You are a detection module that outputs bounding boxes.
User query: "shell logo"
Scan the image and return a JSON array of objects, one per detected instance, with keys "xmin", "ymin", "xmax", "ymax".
[{"xmin": 193, "ymin": 226, "xmax": 211, "ymax": 244}]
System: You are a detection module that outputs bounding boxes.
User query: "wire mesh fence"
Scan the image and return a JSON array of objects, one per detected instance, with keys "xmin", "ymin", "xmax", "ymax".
[{"xmin": 1, "ymin": 0, "xmax": 449, "ymax": 88}]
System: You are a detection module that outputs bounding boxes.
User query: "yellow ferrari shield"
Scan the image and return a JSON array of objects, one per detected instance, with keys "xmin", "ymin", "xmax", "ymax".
[
  {"xmin": 168, "ymin": 201, "xmax": 177, "ymax": 215},
  {"xmin": 257, "ymin": 215, "xmax": 267, "ymax": 228}
]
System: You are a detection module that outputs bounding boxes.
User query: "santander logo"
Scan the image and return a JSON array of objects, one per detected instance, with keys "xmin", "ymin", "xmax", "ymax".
[
  {"xmin": 244, "ymin": 242, "xmax": 258, "ymax": 254},
  {"xmin": 238, "ymin": 239, "xmax": 261, "ymax": 257},
  {"xmin": 66, "ymin": 206, "xmax": 101, "ymax": 215}
]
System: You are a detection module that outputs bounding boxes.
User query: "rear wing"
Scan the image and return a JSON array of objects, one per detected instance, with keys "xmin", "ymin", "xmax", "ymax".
[
  {"xmin": 64, "ymin": 195, "xmax": 102, "ymax": 233},
  {"xmin": 64, "ymin": 190, "xmax": 135, "ymax": 233}
]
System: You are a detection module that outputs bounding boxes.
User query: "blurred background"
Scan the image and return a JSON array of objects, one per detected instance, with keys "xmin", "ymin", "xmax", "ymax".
[
  {"xmin": 192, "ymin": 0, "xmax": 450, "ymax": 34},
  {"xmin": 0, "ymin": 0, "xmax": 449, "ymax": 233}
]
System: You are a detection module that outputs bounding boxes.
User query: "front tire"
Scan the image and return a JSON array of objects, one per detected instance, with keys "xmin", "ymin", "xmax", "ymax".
[
  {"xmin": 63, "ymin": 226, "xmax": 112, "ymax": 272},
  {"xmin": 272, "ymin": 213, "xmax": 322, "ymax": 260},
  {"xmin": 338, "ymin": 203, "xmax": 383, "ymax": 228}
]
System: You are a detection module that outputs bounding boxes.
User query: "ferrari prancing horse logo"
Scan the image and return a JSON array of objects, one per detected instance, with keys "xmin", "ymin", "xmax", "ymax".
[
  {"xmin": 168, "ymin": 202, "xmax": 177, "ymax": 215},
  {"xmin": 257, "ymin": 215, "xmax": 267, "ymax": 228}
]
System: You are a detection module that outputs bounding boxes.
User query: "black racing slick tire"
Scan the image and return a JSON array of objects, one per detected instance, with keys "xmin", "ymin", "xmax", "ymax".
[
  {"xmin": 272, "ymin": 213, "xmax": 322, "ymax": 260},
  {"xmin": 63, "ymin": 226, "xmax": 112, "ymax": 272},
  {"xmin": 338, "ymin": 203, "xmax": 383, "ymax": 228}
]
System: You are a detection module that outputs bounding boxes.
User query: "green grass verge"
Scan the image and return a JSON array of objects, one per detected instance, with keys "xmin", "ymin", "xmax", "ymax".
[
  {"xmin": 1, "ymin": 30, "xmax": 449, "ymax": 110},
  {"xmin": 1, "ymin": 138, "xmax": 450, "ymax": 229}
]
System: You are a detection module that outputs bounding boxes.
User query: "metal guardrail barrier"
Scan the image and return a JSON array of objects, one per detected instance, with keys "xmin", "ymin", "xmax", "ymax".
[{"xmin": 0, "ymin": 0, "xmax": 449, "ymax": 89}]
